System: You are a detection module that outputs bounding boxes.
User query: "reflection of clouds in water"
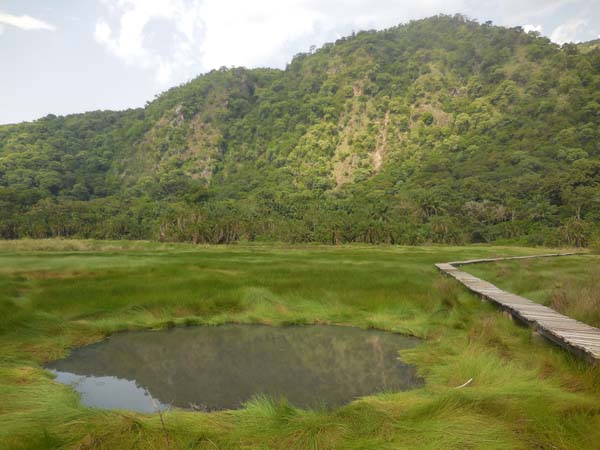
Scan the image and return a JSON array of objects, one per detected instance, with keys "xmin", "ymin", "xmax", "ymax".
[{"xmin": 51, "ymin": 370, "xmax": 167, "ymax": 413}]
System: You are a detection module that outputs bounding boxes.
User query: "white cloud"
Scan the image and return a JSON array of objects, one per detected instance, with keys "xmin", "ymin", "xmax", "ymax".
[
  {"xmin": 94, "ymin": 0, "xmax": 205, "ymax": 84},
  {"xmin": 0, "ymin": 10, "xmax": 55, "ymax": 31},
  {"xmin": 94, "ymin": 20, "xmax": 112, "ymax": 42},
  {"xmin": 551, "ymin": 19, "xmax": 586, "ymax": 44},
  {"xmin": 94, "ymin": 0, "xmax": 599, "ymax": 86},
  {"xmin": 523, "ymin": 24, "xmax": 542, "ymax": 34}
]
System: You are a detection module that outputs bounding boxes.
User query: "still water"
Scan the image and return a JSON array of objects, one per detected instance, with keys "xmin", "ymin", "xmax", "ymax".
[{"xmin": 47, "ymin": 324, "xmax": 422, "ymax": 412}]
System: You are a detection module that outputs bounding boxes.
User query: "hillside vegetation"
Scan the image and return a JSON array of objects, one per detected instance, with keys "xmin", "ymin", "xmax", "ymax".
[{"xmin": 1, "ymin": 15, "xmax": 599, "ymax": 245}]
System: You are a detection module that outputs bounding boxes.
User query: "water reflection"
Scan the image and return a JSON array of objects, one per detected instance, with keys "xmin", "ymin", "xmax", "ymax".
[
  {"xmin": 51, "ymin": 370, "xmax": 167, "ymax": 413},
  {"xmin": 47, "ymin": 324, "xmax": 422, "ymax": 411}
]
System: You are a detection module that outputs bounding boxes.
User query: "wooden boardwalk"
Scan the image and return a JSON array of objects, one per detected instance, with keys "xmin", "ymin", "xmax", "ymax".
[{"xmin": 436, "ymin": 253, "xmax": 600, "ymax": 363}]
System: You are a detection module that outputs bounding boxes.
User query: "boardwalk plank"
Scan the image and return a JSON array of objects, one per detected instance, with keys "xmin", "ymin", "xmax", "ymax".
[{"xmin": 436, "ymin": 253, "xmax": 599, "ymax": 364}]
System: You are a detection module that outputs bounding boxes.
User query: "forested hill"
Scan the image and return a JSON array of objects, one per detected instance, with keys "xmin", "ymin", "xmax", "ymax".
[{"xmin": 1, "ymin": 15, "xmax": 599, "ymax": 245}]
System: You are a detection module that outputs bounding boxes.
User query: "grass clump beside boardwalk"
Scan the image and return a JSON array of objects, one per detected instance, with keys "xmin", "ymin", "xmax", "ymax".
[
  {"xmin": 0, "ymin": 240, "xmax": 599, "ymax": 450},
  {"xmin": 466, "ymin": 254, "xmax": 600, "ymax": 328}
]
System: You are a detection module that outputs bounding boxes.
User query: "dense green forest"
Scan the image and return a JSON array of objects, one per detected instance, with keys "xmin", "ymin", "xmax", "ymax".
[{"xmin": 1, "ymin": 15, "xmax": 599, "ymax": 245}]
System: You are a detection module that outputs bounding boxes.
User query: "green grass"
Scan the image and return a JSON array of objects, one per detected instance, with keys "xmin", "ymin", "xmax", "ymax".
[
  {"xmin": 0, "ymin": 240, "xmax": 599, "ymax": 450},
  {"xmin": 465, "ymin": 254, "xmax": 600, "ymax": 328}
]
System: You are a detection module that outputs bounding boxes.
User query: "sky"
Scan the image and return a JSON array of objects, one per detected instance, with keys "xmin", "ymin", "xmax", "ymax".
[{"xmin": 1, "ymin": 0, "xmax": 599, "ymax": 125}]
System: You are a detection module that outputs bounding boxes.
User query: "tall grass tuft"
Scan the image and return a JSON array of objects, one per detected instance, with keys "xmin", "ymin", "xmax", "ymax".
[
  {"xmin": 433, "ymin": 276, "xmax": 460, "ymax": 309},
  {"xmin": 550, "ymin": 269, "xmax": 600, "ymax": 328}
]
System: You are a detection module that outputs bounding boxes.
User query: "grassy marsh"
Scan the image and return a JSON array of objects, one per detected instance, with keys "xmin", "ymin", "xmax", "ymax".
[{"xmin": 0, "ymin": 240, "xmax": 599, "ymax": 450}]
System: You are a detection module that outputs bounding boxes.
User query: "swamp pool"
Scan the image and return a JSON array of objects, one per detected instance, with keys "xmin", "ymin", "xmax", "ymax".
[{"xmin": 47, "ymin": 324, "xmax": 422, "ymax": 412}]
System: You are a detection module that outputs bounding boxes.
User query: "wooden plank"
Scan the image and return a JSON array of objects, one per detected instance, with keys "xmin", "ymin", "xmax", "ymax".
[{"xmin": 436, "ymin": 253, "xmax": 599, "ymax": 364}]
